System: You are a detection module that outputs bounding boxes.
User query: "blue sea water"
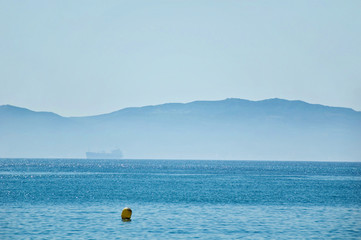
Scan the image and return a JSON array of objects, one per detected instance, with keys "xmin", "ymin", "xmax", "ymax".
[{"xmin": 1, "ymin": 159, "xmax": 360, "ymax": 239}]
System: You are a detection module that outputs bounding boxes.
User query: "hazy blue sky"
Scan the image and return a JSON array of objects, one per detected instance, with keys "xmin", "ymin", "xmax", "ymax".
[{"xmin": 1, "ymin": 0, "xmax": 360, "ymax": 116}]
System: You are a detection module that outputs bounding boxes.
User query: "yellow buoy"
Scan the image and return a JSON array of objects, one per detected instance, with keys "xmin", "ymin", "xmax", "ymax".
[{"xmin": 121, "ymin": 207, "xmax": 132, "ymax": 220}]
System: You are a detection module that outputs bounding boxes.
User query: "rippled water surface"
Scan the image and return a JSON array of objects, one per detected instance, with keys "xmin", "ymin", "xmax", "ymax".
[{"xmin": 1, "ymin": 159, "xmax": 360, "ymax": 239}]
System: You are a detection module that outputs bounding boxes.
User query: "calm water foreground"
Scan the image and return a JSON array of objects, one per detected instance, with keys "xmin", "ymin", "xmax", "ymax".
[{"xmin": 1, "ymin": 159, "xmax": 360, "ymax": 239}]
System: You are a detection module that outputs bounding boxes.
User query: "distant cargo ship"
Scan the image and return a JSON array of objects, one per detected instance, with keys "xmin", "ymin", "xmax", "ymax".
[{"xmin": 86, "ymin": 149, "xmax": 123, "ymax": 159}]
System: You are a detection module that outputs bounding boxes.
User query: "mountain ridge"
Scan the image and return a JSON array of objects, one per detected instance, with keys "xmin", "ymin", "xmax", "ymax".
[
  {"xmin": 1, "ymin": 98, "xmax": 360, "ymax": 119},
  {"xmin": 84, "ymin": 98, "xmax": 361, "ymax": 119},
  {"xmin": 0, "ymin": 98, "xmax": 360, "ymax": 160}
]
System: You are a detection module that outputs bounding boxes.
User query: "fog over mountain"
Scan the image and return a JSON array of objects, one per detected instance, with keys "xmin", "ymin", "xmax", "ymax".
[{"xmin": 1, "ymin": 98, "xmax": 360, "ymax": 161}]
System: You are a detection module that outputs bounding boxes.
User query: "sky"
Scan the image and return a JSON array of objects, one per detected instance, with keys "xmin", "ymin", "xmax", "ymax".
[{"xmin": 0, "ymin": 0, "xmax": 360, "ymax": 117}]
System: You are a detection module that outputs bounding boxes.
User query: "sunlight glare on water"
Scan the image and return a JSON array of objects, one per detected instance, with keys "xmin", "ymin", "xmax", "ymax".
[{"xmin": 1, "ymin": 159, "xmax": 360, "ymax": 239}]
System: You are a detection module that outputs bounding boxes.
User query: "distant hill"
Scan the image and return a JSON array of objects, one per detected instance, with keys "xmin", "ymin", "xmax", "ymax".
[{"xmin": 1, "ymin": 99, "xmax": 360, "ymax": 161}]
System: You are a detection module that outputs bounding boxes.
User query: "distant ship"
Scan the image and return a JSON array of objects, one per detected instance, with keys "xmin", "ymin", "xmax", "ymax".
[{"xmin": 86, "ymin": 149, "xmax": 123, "ymax": 159}]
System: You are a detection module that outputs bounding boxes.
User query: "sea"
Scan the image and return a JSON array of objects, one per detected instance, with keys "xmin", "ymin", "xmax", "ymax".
[{"xmin": 0, "ymin": 159, "xmax": 360, "ymax": 239}]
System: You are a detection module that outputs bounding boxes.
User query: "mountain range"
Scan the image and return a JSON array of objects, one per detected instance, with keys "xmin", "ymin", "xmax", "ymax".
[{"xmin": 1, "ymin": 98, "xmax": 360, "ymax": 161}]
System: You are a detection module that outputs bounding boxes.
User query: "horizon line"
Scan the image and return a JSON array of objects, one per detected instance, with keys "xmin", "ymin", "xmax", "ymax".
[{"xmin": 0, "ymin": 157, "xmax": 360, "ymax": 163}]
